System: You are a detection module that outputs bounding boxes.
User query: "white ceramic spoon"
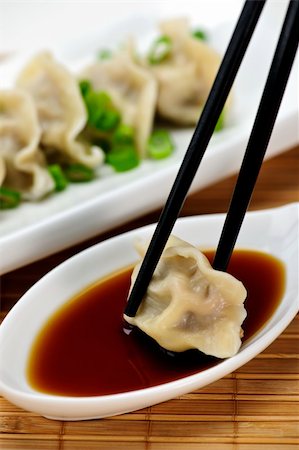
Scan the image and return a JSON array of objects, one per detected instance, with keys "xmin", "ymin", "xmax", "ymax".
[{"xmin": 0, "ymin": 203, "xmax": 298, "ymax": 420}]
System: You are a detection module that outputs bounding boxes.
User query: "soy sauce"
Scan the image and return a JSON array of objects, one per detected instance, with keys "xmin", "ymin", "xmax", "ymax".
[{"xmin": 27, "ymin": 249, "xmax": 285, "ymax": 397}]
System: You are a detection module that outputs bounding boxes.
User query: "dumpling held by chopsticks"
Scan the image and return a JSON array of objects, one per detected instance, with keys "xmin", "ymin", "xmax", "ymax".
[{"xmin": 125, "ymin": 235, "xmax": 247, "ymax": 359}]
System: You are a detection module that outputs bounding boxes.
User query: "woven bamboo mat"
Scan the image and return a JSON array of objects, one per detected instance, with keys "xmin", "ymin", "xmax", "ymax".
[{"xmin": 1, "ymin": 146, "xmax": 299, "ymax": 449}]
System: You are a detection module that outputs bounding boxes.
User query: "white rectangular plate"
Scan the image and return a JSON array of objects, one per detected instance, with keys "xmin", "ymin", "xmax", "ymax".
[{"xmin": 0, "ymin": 2, "xmax": 298, "ymax": 275}]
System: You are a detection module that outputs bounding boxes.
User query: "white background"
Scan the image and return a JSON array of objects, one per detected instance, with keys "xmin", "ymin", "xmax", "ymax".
[{"xmin": 0, "ymin": 0, "xmax": 244, "ymax": 54}]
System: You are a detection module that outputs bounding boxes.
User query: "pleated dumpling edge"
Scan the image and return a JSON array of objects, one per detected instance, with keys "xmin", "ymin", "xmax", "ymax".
[{"xmin": 125, "ymin": 235, "xmax": 247, "ymax": 359}]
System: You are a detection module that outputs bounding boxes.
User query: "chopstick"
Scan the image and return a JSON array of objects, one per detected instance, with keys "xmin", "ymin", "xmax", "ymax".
[
  {"xmin": 213, "ymin": 0, "xmax": 299, "ymax": 271},
  {"xmin": 124, "ymin": 0, "xmax": 266, "ymax": 318}
]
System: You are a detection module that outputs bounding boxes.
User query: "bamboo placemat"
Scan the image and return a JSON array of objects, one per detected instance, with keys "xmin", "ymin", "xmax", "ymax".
[{"xmin": 1, "ymin": 146, "xmax": 299, "ymax": 449}]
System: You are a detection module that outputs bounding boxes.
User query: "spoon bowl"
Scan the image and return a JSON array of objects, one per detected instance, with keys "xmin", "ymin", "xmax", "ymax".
[{"xmin": 0, "ymin": 203, "xmax": 298, "ymax": 420}]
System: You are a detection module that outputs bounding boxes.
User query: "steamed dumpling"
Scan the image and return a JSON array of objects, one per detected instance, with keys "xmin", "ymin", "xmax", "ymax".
[
  {"xmin": 0, "ymin": 89, "xmax": 54, "ymax": 200},
  {"xmin": 147, "ymin": 18, "xmax": 224, "ymax": 125},
  {"xmin": 124, "ymin": 236, "xmax": 247, "ymax": 359},
  {"xmin": 17, "ymin": 52, "xmax": 103, "ymax": 168},
  {"xmin": 80, "ymin": 44, "xmax": 158, "ymax": 157}
]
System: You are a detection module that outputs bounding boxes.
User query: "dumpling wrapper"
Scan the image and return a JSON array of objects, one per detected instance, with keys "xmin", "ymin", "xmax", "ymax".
[
  {"xmin": 124, "ymin": 236, "xmax": 247, "ymax": 359},
  {"xmin": 148, "ymin": 18, "xmax": 228, "ymax": 125},
  {"xmin": 80, "ymin": 43, "xmax": 158, "ymax": 157},
  {"xmin": 17, "ymin": 52, "xmax": 104, "ymax": 168},
  {"xmin": 0, "ymin": 89, "xmax": 54, "ymax": 200}
]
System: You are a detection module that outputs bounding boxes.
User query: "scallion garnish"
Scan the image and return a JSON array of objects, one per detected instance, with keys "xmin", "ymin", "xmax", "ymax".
[
  {"xmin": 79, "ymin": 80, "xmax": 92, "ymax": 97},
  {"xmin": 192, "ymin": 28, "xmax": 207, "ymax": 41},
  {"xmin": 48, "ymin": 164, "xmax": 68, "ymax": 192},
  {"xmin": 147, "ymin": 129, "xmax": 174, "ymax": 159},
  {"xmin": 84, "ymin": 90, "xmax": 120, "ymax": 132},
  {"xmin": 106, "ymin": 146, "xmax": 139, "ymax": 172},
  {"xmin": 64, "ymin": 164, "xmax": 94, "ymax": 182},
  {"xmin": 112, "ymin": 124, "xmax": 135, "ymax": 146},
  {"xmin": 84, "ymin": 91, "xmax": 110, "ymax": 126},
  {"xmin": 96, "ymin": 108, "xmax": 120, "ymax": 131},
  {"xmin": 0, "ymin": 186, "xmax": 21, "ymax": 209},
  {"xmin": 97, "ymin": 49, "xmax": 112, "ymax": 60},
  {"xmin": 148, "ymin": 35, "xmax": 172, "ymax": 64}
]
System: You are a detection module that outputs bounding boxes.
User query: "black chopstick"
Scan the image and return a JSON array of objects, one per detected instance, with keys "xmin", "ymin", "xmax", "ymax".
[
  {"xmin": 213, "ymin": 0, "xmax": 299, "ymax": 271},
  {"xmin": 124, "ymin": 0, "xmax": 266, "ymax": 318}
]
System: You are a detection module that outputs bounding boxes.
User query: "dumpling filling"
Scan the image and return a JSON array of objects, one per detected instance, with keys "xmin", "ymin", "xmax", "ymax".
[{"xmin": 124, "ymin": 236, "xmax": 247, "ymax": 359}]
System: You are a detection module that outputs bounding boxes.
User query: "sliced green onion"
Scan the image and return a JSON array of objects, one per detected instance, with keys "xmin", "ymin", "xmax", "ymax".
[
  {"xmin": 84, "ymin": 91, "xmax": 110, "ymax": 126},
  {"xmin": 106, "ymin": 146, "xmax": 139, "ymax": 172},
  {"xmin": 95, "ymin": 108, "xmax": 120, "ymax": 131},
  {"xmin": 97, "ymin": 49, "xmax": 112, "ymax": 60},
  {"xmin": 0, "ymin": 186, "xmax": 21, "ymax": 209},
  {"xmin": 214, "ymin": 110, "xmax": 225, "ymax": 132},
  {"xmin": 147, "ymin": 129, "xmax": 174, "ymax": 159},
  {"xmin": 48, "ymin": 164, "xmax": 68, "ymax": 192},
  {"xmin": 64, "ymin": 164, "xmax": 94, "ymax": 182},
  {"xmin": 84, "ymin": 91, "xmax": 120, "ymax": 131},
  {"xmin": 192, "ymin": 28, "xmax": 207, "ymax": 41},
  {"xmin": 148, "ymin": 35, "xmax": 172, "ymax": 64},
  {"xmin": 112, "ymin": 124, "xmax": 135, "ymax": 146},
  {"xmin": 79, "ymin": 80, "xmax": 92, "ymax": 97}
]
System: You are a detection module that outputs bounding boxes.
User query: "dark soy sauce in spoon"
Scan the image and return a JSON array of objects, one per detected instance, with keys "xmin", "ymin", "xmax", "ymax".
[{"xmin": 27, "ymin": 249, "xmax": 285, "ymax": 397}]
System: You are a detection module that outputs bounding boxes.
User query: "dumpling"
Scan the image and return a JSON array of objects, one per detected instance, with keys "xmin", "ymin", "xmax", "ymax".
[
  {"xmin": 124, "ymin": 235, "xmax": 247, "ymax": 359},
  {"xmin": 16, "ymin": 52, "xmax": 103, "ymax": 168},
  {"xmin": 147, "ymin": 18, "xmax": 225, "ymax": 125},
  {"xmin": 0, "ymin": 89, "xmax": 54, "ymax": 200},
  {"xmin": 80, "ymin": 44, "xmax": 158, "ymax": 157}
]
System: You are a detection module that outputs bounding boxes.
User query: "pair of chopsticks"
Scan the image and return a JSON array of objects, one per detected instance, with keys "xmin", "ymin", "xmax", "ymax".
[{"xmin": 124, "ymin": 0, "xmax": 299, "ymax": 318}]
